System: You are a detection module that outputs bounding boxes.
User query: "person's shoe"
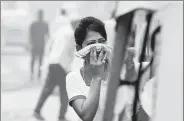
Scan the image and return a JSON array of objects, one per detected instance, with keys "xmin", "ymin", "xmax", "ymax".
[{"xmin": 33, "ymin": 112, "xmax": 45, "ymax": 121}]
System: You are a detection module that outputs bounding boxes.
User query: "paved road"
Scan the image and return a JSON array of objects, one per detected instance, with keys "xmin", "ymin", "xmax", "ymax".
[
  {"xmin": 1, "ymin": 50, "xmax": 31, "ymax": 92},
  {"xmin": 1, "ymin": 87, "xmax": 79, "ymax": 121},
  {"xmin": 1, "ymin": 47, "xmax": 79, "ymax": 121}
]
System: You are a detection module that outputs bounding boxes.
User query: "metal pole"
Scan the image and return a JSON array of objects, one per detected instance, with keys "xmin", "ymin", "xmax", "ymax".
[
  {"xmin": 111, "ymin": 1, "xmax": 118, "ymax": 19},
  {"xmin": 102, "ymin": 12, "xmax": 134, "ymax": 121}
]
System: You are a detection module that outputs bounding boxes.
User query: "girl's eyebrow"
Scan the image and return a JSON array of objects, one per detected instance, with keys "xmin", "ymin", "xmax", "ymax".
[
  {"xmin": 88, "ymin": 39, "xmax": 97, "ymax": 42},
  {"xmin": 85, "ymin": 38, "xmax": 105, "ymax": 44},
  {"xmin": 85, "ymin": 39, "xmax": 96, "ymax": 43},
  {"xmin": 88, "ymin": 37, "xmax": 105, "ymax": 41}
]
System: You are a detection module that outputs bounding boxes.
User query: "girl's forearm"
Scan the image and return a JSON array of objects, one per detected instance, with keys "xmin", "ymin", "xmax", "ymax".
[{"xmin": 81, "ymin": 77, "xmax": 102, "ymax": 121}]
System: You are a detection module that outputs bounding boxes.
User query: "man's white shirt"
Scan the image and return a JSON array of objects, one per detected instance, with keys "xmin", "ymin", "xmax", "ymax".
[{"xmin": 43, "ymin": 16, "xmax": 75, "ymax": 73}]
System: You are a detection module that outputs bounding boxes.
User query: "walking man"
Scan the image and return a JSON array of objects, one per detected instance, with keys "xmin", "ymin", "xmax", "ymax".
[
  {"xmin": 33, "ymin": 9, "xmax": 78, "ymax": 121},
  {"xmin": 29, "ymin": 9, "xmax": 49, "ymax": 81}
]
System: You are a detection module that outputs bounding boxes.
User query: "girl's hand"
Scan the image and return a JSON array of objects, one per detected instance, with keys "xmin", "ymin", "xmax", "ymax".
[{"xmin": 88, "ymin": 47, "xmax": 108, "ymax": 79}]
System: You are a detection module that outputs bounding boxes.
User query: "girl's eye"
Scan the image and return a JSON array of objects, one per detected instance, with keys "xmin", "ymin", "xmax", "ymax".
[
  {"xmin": 86, "ymin": 41, "xmax": 96, "ymax": 45},
  {"xmin": 98, "ymin": 39, "xmax": 106, "ymax": 43}
]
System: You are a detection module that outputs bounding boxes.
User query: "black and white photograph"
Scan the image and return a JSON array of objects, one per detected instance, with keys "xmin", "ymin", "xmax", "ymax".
[{"xmin": 1, "ymin": 1, "xmax": 183, "ymax": 121}]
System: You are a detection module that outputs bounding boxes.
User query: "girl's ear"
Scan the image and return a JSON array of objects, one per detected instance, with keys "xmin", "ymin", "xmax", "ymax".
[{"xmin": 76, "ymin": 44, "xmax": 82, "ymax": 51}]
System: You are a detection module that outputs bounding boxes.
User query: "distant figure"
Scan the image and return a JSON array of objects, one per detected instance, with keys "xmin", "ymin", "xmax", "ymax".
[
  {"xmin": 50, "ymin": 9, "xmax": 67, "ymax": 37},
  {"xmin": 33, "ymin": 9, "xmax": 78, "ymax": 121},
  {"xmin": 29, "ymin": 10, "xmax": 49, "ymax": 81}
]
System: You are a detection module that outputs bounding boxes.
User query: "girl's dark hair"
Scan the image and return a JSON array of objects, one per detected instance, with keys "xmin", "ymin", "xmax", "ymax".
[{"xmin": 74, "ymin": 16, "xmax": 107, "ymax": 46}]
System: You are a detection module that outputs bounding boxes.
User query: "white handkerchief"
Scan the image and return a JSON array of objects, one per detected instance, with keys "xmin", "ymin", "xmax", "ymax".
[{"xmin": 75, "ymin": 43, "xmax": 112, "ymax": 58}]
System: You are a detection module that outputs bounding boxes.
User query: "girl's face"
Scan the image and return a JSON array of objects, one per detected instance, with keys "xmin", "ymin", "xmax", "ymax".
[
  {"xmin": 82, "ymin": 30, "xmax": 106, "ymax": 48},
  {"xmin": 82, "ymin": 30, "xmax": 107, "ymax": 64},
  {"xmin": 81, "ymin": 30, "xmax": 109, "ymax": 81}
]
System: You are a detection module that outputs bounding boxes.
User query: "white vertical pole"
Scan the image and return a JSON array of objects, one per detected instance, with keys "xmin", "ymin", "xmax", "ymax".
[{"xmin": 154, "ymin": 3, "xmax": 183, "ymax": 121}]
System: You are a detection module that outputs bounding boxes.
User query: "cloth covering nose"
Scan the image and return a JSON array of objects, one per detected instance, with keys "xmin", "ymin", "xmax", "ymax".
[{"xmin": 75, "ymin": 43, "xmax": 112, "ymax": 58}]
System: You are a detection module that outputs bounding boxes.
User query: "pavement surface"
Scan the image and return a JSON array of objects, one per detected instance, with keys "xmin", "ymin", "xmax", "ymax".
[
  {"xmin": 1, "ymin": 46, "xmax": 30, "ymax": 92},
  {"xmin": 1, "ymin": 46, "xmax": 79, "ymax": 121},
  {"xmin": 1, "ymin": 87, "xmax": 79, "ymax": 121}
]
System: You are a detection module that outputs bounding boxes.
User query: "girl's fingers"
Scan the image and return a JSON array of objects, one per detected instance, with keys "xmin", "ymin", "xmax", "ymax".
[
  {"xmin": 90, "ymin": 48, "xmax": 94, "ymax": 64},
  {"xmin": 90, "ymin": 47, "xmax": 97, "ymax": 64},
  {"xmin": 102, "ymin": 52, "xmax": 108, "ymax": 63},
  {"xmin": 98, "ymin": 50, "xmax": 105, "ymax": 63},
  {"xmin": 93, "ymin": 47, "xmax": 97, "ymax": 61}
]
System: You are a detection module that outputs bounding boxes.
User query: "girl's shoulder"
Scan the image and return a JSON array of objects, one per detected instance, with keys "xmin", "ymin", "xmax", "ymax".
[
  {"xmin": 66, "ymin": 70, "xmax": 81, "ymax": 81},
  {"xmin": 66, "ymin": 70, "xmax": 87, "ymax": 87}
]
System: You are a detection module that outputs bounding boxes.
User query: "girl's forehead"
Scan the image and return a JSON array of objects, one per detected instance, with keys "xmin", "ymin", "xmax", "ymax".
[{"xmin": 85, "ymin": 31, "xmax": 104, "ymax": 41}]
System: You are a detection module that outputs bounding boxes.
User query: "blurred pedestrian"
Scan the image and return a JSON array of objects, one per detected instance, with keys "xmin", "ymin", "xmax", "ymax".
[
  {"xmin": 50, "ymin": 9, "xmax": 67, "ymax": 38},
  {"xmin": 29, "ymin": 9, "xmax": 49, "ymax": 81},
  {"xmin": 33, "ymin": 9, "xmax": 79, "ymax": 121}
]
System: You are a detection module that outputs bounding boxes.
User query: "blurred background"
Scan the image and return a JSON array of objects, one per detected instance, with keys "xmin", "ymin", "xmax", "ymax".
[
  {"xmin": 1, "ymin": 1, "xmax": 183, "ymax": 121},
  {"xmin": 1, "ymin": 1, "xmax": 117, "ymax": 121}
]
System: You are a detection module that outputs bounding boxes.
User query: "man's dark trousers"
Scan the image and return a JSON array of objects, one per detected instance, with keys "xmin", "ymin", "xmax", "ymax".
[
  {"xmin": 34, "ymin": 64, "xmax": 68, "ymax": 120},
  {"xmin": 30, "ymin": 47, "xmax": 44, "ymax": 79}
]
